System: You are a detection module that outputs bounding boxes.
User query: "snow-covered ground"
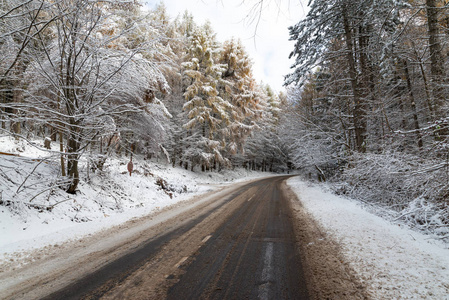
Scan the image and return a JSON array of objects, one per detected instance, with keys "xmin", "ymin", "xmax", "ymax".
[
  {"xmin": 0, "ymin": 136, "xmax": 267, "ymax": 266},
  {"xmin": 287, "ymin": 177, "xmax": 449, "ymax": 299}
]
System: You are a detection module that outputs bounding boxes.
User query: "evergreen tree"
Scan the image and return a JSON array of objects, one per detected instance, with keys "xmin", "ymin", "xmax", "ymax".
[
  {"xmin": 181, "ymin": 23, "xmax": 232, "ymax": 170},
  {"xmin": 244, "ymin": 84, "xmax": 286, "ymax": 172},
  {"xmin": 220, "ymin": 39, "xmax": 262, "ymax": 155}
]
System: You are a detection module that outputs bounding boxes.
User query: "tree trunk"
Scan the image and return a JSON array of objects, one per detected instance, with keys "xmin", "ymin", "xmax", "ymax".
[
  {"xmin": 50, "ymin": 126, "xmax": 57, "ymax": 141},
  {"xmin": 403, "ymin": 59, "xmax": 423, "ymax": 149},
  {"xmin": 66, "ymin": 127, "xmax": 80, "ymax": 194},
  {"xmin": 418, "ymin": 60, "xmax": 434, "ymax": 121},
  {"xmin": 358, "ymin": 22, "xmax": 371, "ymax": 99},
  {"xmin": 426, "ymin": 0, "xmax": 446, "ymax": 117},
  {"xmin": 60, "ymin": 131, "xmax": 66, "ymax": 177},
  {"xmin": 342, "ymin": 3, "xmax": 366, "ymax": 153},
  {"xmin": 11, "ymin": 87, "xmax": 22, "ymax": 136}
]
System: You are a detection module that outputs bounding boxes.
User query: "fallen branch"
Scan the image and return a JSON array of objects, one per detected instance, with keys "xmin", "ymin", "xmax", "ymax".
[
  {"xmin": 0, "ymin": 151, "xmax": 20, "ymax": 157},
  {"xmin": 0, "ymin": 198, "xmax": 74, "ymax": 212},
  {"xmin": 0, "ymin": 199, "xmax": 52, "ymax": 211},
  {"xmin": 437, "ymin": 234, "xmax": 449, "ymax": 240},
  {"xmin": 16, "ymin": 157, "xmax": 52, "ymax": 194},
  {"xmin": 394, "ymin": 209, "xmax": 419, "ymax": 221}
]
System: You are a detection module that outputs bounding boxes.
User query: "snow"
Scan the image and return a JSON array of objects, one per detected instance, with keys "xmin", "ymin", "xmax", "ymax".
[
  {"xmin": 0, "ymin": 136, "xmax": 267, "ymax": 267},
  {"xmin": 287, "ymin": 177, "xmax": 449, "ymax": 299}
]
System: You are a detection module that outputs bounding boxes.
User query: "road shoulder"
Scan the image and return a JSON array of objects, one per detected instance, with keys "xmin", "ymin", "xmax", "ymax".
[{"xmin": 282, "ymin": 180, "xmax": 369, "ymax": 299}]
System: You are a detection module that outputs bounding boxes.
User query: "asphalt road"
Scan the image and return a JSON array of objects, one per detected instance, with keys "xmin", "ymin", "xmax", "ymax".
[
  {"xmin": 42, "ymin": 176, "xmax": 310, "ymax": 299},
  {"xmin": 167, "ymin": 176, "xmax": 309, "ymax": 299}
]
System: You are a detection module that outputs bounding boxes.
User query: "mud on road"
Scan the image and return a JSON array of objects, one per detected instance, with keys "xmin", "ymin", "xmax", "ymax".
[
  {"xmin": 283, "ymin": 181, "xmax": 368, "ymax": 299},
  {"xmin": 0, "ymin": 176, "xmax": 369, "ymax": 299}
]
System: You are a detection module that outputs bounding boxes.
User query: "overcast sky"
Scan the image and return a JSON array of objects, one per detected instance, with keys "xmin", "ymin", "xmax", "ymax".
[{"xmin": 146, "ymin": 0, "xmax": 306, "ymax": 93}]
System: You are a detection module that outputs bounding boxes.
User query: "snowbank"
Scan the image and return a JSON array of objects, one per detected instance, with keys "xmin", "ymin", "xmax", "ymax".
[{"xmin": 288, "ymin": 177, "xmax": 449, "ymax": 299}]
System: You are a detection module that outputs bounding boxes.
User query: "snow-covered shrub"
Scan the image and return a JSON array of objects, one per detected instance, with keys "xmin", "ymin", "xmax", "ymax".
[
  {"xmin": 331, "ymin": 152, "xmax": 449, "ymax": 239},
  {"xmin": 396, "ymin": 198, "xmax": 449, "ymax": 235}
]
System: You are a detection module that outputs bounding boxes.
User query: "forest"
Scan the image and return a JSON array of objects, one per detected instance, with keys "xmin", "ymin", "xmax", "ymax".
[
  {"xmin": 1, "ymin": 0, "xmax": 448, "ymax": 239},
  {"xmin": 286, "ymin": 0, "xmax": 449, "ymax": 239},
  {"xmin": 0, "ymin": 0, "xmax": 287, "ymax": 193}
]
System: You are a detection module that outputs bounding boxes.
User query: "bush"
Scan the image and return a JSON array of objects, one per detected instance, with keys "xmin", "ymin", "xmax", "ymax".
[{"xmin": 330, "ymin": 152, "xmax": 449, "ymax": 239}]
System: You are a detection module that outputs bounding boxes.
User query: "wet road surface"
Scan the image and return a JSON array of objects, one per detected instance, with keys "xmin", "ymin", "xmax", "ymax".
[
  {"xmin": 43, "ymin": 176, "xmax": 310, "ymax": 299},
  {"xmin": 166, "ymin": 176, "xmax": 309, "ymax": 299}
]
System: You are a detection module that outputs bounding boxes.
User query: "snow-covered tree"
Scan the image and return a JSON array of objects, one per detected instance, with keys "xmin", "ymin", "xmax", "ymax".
[
  {"xmin": 181, "ymin": 23, "xmax": 232, "ymax": 170},
  {"xmin": 220, "ymin": 39, "xmax": 262, "ymax": 155},
  {"xmin": 244, "ymin": 84, "xmax": 287, "ymax": 172},
  {"xmin": 0, "ymin": 0, "xmax": 58, "ymax": 134},
  {"xmin": 287, "ymin": 0, "xmax": 409, "ymax": 153},
  {"xmin": 7, "ymin": 0, "xmax": 169, "ymax": 193}
]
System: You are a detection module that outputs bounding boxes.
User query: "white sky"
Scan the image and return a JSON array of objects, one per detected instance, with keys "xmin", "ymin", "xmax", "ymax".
[{"xmin": 146, "ymin": 0, "xmax": 307, "ymax": 93}]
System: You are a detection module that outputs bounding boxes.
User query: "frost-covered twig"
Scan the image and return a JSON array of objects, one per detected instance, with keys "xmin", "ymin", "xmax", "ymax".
[
  {"xmin": 27, "ymin": 179, "xmax": 71, "ymax": 203},
  {"xmin": 16, "ymin": 156, "xmax": 53, "ymax": 194},
  {"xmin": 0, "ymin": 165, "xmax": 17, "ymax": 185},
  {"xmin": 436, "ymin": 234, "xmax": 449, "ymax": 240}
]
